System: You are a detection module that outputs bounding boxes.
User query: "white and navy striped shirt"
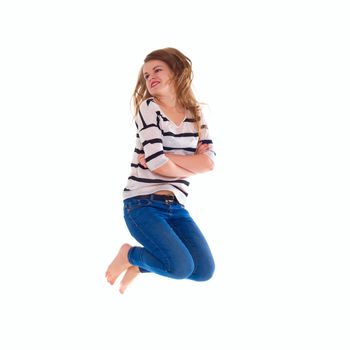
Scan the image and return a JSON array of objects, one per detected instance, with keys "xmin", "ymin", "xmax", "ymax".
[{"xmin": 123, "ymin": 98, "xmax": 215, "ymax": 205}]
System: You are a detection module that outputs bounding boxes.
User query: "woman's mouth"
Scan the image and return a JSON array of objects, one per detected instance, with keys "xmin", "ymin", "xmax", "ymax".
[{"xmin": 151, "ymin": 81, "xmax": 160, "ymax": 88}]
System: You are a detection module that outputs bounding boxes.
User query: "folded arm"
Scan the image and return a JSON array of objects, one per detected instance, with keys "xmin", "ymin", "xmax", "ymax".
[
  {"xmin": 165, "ymin": 153, "xmax": 214, "ymax": 174},
  {"xmin": 139, "ymin": 143, "xmax": 214, "ymax": 177},
  {"xmin": 137, "ymin": 153, "xmax": 194, "ymax": 178},
  {"xmin": 152, "ymin": 159, "xmax": 195, "ymax": 178},
  {"xmin": 166, "ymin": 142, "xmax": 214, "ymax": 174}
]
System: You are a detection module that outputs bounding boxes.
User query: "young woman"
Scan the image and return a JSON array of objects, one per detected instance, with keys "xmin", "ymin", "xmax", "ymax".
[{"xmin": 105, "ymin": 47, "xmax": 216, "ymax": 294}]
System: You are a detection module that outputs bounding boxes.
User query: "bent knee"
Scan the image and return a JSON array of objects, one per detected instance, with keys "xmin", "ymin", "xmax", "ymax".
[
  {"xmin": 168, "ymin": 259, "xmax": 194, "ymax": 280},
  {"xmin": 191, "ymin": 261, "xmax": 215, "ymax": 281}
]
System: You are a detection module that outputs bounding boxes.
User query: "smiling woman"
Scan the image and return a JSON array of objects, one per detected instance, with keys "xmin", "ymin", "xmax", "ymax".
[
  {"xmin": 105, "ymin": 48, "xmax": 216, "ymax": 294},
  {"xmin": 142, "ymin": 61, "xmax": 188, "ymax": 126}
]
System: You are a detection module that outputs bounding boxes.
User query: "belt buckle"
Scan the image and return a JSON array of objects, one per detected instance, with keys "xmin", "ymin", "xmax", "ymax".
[{"xmin": 165, "ymin": 194, "xmax": 175, "ymax": 205}]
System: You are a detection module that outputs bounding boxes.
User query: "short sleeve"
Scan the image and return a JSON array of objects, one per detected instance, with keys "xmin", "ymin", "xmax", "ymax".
[
  {"xmin": 199, "ymin": 107, "xmax": 216, "ymax": 162},
  {"xmin": 136, "ymin": 99, "xmax": 168, "ymax": 171}
]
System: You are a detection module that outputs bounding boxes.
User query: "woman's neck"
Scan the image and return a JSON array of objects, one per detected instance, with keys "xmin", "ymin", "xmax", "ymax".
[{"xmin": 154, "ymin": 95, "xmax": 177, "ymax": 109}]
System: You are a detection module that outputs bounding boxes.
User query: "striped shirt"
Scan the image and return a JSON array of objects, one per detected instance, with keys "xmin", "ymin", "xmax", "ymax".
[{"xmin": 123, "ymin": 97, "xmax": 215, "ymax": 205}]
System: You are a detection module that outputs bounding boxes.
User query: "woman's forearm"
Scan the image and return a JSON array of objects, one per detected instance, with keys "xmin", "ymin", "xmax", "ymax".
[
  {"xmin": 166, "ymin": 153, "xmax": 214, "ymax": 174},
  {"xmin": 152, "ymin": 159, "xmax": 195, "ymax": 178}
]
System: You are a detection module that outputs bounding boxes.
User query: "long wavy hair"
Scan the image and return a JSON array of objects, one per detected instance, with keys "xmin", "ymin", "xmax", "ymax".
[{"xmin": 132, "ymin": 47, "xmax": 202, "ymax": 135}]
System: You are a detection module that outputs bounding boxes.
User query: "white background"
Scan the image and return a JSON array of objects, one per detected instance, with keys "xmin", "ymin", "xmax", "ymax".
[{"xmin": 0, "ymin": 1, "xmax": 349, "ymax": 349}]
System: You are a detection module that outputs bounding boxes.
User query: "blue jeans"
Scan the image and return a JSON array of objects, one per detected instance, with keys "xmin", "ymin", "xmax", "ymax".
[{"xmin": 123, "ymin": 196, "xmax": 215, "ymax": 281}]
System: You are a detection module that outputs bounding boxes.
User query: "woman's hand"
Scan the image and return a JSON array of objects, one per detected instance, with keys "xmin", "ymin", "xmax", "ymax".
[
  {"xmin": 138, "ymin": 154, "xmax": 148, "ymax": 168},
  {"xmin": 195, "ymin": 142, "xmax": 209, "ymax": 155}
]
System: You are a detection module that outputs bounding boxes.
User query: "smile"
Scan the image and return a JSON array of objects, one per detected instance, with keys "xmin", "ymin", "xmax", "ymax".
[{"xmin": 151, "ymin": 81, "xmax": 160, "ymax": 88}]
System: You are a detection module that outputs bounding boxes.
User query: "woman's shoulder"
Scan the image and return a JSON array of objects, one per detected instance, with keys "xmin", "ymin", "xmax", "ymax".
[
  {"xmin": 140, "ymin": 97, "xmax": 156, "ymax": 110},
  {"xmin": 137, "ymin": 97, "xmax": 158, "ymax": 124},
  {"xmin": 198, "ymin": 103, "xmax": 212, "ymax": 123}
]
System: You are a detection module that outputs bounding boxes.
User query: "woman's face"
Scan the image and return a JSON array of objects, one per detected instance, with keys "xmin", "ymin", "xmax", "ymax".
[{"xmin": 143, "ymin": 60, "xmax": 174, "ymax": 97}]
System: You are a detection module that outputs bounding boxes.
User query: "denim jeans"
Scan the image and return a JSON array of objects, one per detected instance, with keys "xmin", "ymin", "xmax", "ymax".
[{"xmin": 123, "ymin": 196, "xmax": 215, "ymax": 281}]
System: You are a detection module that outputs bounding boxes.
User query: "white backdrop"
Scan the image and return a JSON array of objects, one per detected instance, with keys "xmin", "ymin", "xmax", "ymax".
[{"xmin": 1, "ymin": 1, "xmax": 349, "ymax": 349}]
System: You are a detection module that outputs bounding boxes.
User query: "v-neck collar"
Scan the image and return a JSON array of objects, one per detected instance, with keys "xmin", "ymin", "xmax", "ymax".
[{"xmin": 153, "ymin": 100, "xmax": 187, "ymax": 127}]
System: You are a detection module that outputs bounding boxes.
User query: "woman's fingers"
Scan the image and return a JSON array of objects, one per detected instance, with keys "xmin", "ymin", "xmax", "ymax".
[
  {"xmin": 196, "ymin": 143, "xmax": 209, "ymax": 154},
  {"xmin": 138, "ymin": 154, "xmax": 147, "ymax": 168}
]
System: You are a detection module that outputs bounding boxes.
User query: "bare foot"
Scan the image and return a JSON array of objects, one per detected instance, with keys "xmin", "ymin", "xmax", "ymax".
[
  {"xmin": 105, "ymin": 243, "xmax": 132, "ymax": 285},
  {"xmin": 119, "ymin": 266, "xmax": 140, "ymax": 294}
]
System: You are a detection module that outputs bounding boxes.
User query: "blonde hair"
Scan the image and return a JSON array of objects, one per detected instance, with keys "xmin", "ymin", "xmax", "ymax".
[{"xmin": 132, "ymin": 47, "xmax": 202, "ymax": 135}]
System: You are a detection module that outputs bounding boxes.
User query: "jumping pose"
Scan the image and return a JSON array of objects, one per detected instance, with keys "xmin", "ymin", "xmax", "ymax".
[{"xmin": 105, "ymin": 47, "xmax": 216, "ymax": 294}]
